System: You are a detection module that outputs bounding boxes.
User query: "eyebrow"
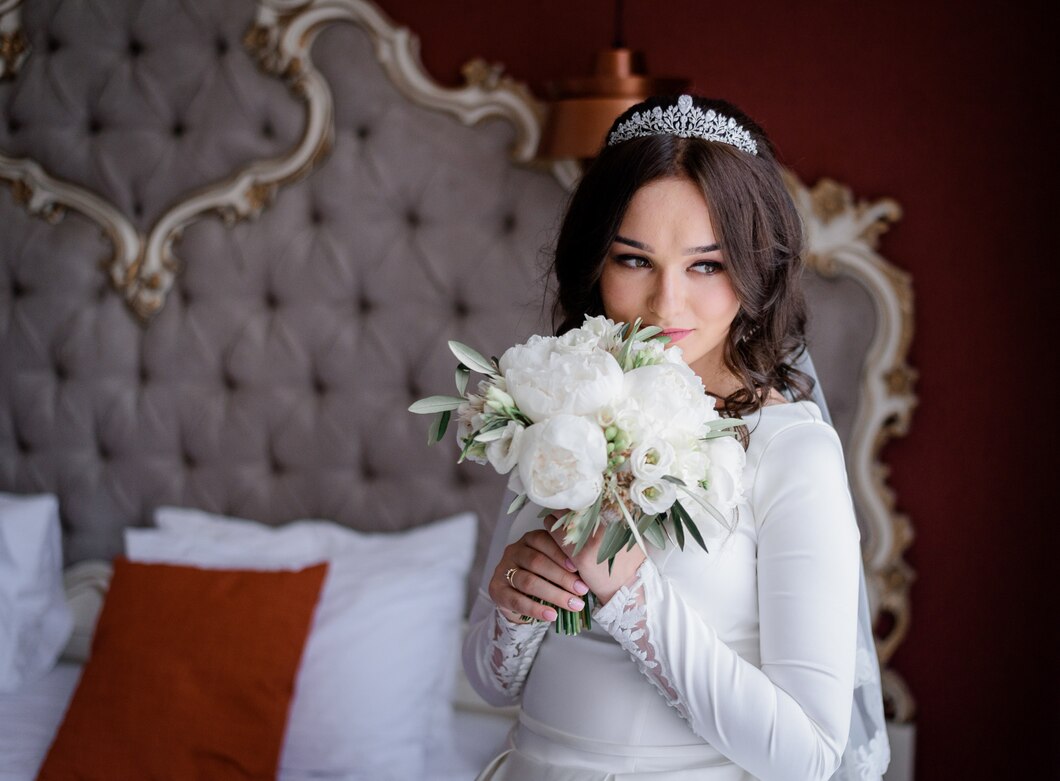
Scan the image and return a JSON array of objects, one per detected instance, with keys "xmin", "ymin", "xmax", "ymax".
[{"xmin": 614, "ymin": 235, "xmax": 720, "ymax": 255}]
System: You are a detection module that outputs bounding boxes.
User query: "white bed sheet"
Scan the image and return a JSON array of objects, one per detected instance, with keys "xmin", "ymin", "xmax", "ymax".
[{"xmin": 0, "ymin": 662, "xmax": 511, "ymax": 781}]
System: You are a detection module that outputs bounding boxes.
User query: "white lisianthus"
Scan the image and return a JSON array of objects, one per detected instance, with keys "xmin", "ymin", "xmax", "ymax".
[
  {"xmin": 502, "ymin": 344, "xmax": 624, "ymax": 423},
  {"xmin": 485, "ymin": 420, "xmax": 525, "ymax": 475},
  {"xmin": 631, "ymin": 478, "xmax": 677, "ymax": 515},
  {"xmin": 517, "ymin": 415, "xmax": 607, "ymax": 510},
  {"xmin": 455, "ymin": 401, "xmax": 488, "ymax": 464},
  {"xmin": 630, "ymin": 439, "xmax": 675, "ymax": 481},
  {"xmin": 703, "ymin": 436, "xmax": 746, "ymax": 514}
]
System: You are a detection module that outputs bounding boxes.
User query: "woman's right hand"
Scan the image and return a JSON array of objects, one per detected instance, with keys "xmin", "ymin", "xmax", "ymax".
[{"xmin": 489, "ymin": 529, "xmax": 591, "ymax": 624}]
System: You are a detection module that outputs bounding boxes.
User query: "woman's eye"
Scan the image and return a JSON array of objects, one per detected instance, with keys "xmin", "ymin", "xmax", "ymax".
[
  {"xmin": 691, "ymin": 260, "xmax": 723, "ymax": 275},
  {"xmin": 615, "ymin": 254, "xmax": 651, "ymax": 269}
]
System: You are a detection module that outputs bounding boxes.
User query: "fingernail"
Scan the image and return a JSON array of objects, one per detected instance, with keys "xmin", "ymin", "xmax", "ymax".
[
  {"xmin": 564, "ymin": 558, "xmax": 577, "ymax": 572},
  {"xmin": 573, "ymin": 580, "xmax": 589, "ymax": 595},
  {"xmin": 568, "ymin": 597, "xmax": 585, "ymax": 611},
  {"xmin": 543, "ymin": 608, "xmax": 558, "ymax": 621}
]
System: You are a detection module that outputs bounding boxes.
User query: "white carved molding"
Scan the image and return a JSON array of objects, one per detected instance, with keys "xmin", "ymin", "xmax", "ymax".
[{"xmin": 786, "ymin": 172, "xmax": 917, "ymax": 721}]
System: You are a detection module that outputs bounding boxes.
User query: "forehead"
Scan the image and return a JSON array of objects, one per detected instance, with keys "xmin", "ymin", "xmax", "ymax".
[{"xmin": 620, "ymin": 177, "xmax": 715, "ymax": 244}]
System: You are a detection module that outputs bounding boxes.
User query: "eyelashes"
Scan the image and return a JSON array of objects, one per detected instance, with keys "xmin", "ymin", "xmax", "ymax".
[{"xmin": 612, "ymin": 254, "xmax": 725, "ymax": 274}]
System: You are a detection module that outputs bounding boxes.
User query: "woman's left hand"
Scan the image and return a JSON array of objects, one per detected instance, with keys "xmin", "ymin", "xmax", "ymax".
[{"xmin": 544, "ymin": 514, "xmax": 646, "ymax": 605}]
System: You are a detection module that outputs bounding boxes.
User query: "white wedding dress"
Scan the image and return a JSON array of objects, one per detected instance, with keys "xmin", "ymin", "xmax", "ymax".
[{"xmin": 463, "ymin": 401, "xmax": 869, "ymax": 781}]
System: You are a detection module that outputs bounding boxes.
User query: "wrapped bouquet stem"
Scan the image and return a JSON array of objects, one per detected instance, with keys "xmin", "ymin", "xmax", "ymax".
[{"xmin": 410, "ymin": 316, "xmax": 745, "ymax": 635}]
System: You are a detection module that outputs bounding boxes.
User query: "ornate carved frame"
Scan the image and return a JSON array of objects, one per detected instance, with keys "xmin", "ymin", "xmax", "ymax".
[{"xmin": 0, "ymin": 0, "xmax": 915, "ymax": 721}]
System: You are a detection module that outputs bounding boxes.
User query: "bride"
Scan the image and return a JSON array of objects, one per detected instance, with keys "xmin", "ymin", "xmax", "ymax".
[{"xmin": 463, "ymin": 94, "xmax": 890, "ymax": 781}]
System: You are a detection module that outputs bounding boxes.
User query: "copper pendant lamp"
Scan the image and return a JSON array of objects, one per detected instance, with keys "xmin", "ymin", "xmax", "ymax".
[{"xmin": 537, "ymin": 0, "xmax": 688, "ymax": 161}]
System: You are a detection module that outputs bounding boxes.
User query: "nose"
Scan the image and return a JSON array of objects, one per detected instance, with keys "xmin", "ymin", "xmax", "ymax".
[{"xmin": 647, "ymin": 267, "xmax": 684, "ymax": 322}]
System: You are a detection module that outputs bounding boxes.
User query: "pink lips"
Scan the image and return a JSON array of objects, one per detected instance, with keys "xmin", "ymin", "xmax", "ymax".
[{"xmin": 660, "ymin": 328, "xmax": 693, "ymax": 344}]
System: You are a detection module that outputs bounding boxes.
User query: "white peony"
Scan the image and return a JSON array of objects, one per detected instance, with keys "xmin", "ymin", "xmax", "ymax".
[
  {"xmin": 517, "ymin": 415, "xmax": 607, "ymax": 511},
  {"xmin": 630, "ymin": 438, "xmax": 675, "ymax": 481},
  {"xmin": 630, "ymin": 478, "xmax": 677, "ymax": 515},
  {"xmin": 501, "ymin": 341, "xmax": 625, "ymax": 423},
  {"xmin": 622, "ymin": 362, "xmax": 712, "ymax": 442},
  {"xmin": 485, "ymin": 420, "xmax": 525, "ymax": 475}
]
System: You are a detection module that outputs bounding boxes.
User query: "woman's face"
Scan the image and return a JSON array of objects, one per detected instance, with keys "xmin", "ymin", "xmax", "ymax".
[{"xmin": 599, "ymin": 177, "xmax": 740, "ymax": 384}]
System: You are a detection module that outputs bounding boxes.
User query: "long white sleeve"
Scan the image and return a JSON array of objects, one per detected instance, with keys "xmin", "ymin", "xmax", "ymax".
[
  {"xmin": 462, "ymin": 500, "xmax": 549, "ymax": 707},
  {"xmin": 593, "ymin": 421, "xmax": 861, "ymax": 781}
]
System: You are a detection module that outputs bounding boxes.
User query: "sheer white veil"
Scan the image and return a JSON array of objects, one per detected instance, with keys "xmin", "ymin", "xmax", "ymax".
[{"xmin": 791, "ymin": 350, "xmax": 892, "ymax": 780}]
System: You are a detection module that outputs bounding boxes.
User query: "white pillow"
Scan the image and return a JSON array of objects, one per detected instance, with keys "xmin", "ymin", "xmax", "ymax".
[
  {"xmin": 0, "ymin": 492, "xmax": 73, "ymax": 693},
  {"xmin": 126, "ymin": 507, "xmax": 477, "ymax": 781}
]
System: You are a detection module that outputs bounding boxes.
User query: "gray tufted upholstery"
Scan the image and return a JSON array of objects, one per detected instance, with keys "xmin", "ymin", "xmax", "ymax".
[
  {"xmin": 0, "ymin": 0, "xmax": 303, "ymax": 231},
  {"xmin": 0, "ymin": 1, "xmax": 565, "ymax": 575}
]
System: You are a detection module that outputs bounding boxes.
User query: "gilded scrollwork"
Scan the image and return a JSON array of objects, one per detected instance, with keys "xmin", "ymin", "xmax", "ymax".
[{"xmin": 0, "ymin": 0, "xmax": 27, "ymax": 80}]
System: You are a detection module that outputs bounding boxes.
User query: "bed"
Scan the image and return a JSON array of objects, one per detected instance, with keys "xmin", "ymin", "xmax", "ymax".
[{"xmin": 0, "ymin": 0, "xmax": 917, "ymax": 778}]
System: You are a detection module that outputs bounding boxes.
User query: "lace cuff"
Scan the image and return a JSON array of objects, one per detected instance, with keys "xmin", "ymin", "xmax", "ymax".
[
  {"xmin": 593, "ymin": 561, "xmax": 690, "ymax": 720},
  {"xmin": 486, "ymin": 607, "xmax": 549, "ymax": 698}
]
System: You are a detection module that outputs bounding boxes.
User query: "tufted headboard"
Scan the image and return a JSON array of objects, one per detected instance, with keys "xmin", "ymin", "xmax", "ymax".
[{"xmin": 0, "ymin": 0, "xmax": 916, "ymax": 719}]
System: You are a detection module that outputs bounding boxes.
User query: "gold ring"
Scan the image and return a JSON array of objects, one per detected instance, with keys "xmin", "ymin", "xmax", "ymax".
[{"xmin": 505, "ymin": 566, "xmax": 519, "ymax": 588}]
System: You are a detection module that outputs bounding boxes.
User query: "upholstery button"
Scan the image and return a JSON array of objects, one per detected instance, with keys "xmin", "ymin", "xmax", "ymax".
[
  {"xmin": 358, "ymin": 296, "xmax": 373, "ymax": 315},
  {"xmin": 454, "ymin": 300, "xmax": 469, "ymax": 318},
  {"xmin": 180, "ymin": 288, "xmax": 192, "ymax": 305},
  {"xmin": 265, "ymin": 291, "xmax": 279, "ymax": 309},
  {"xmin": 215, "ymin": 37, "xmax": 229, "ymax": 56},
  {"xmin": 261, "ymin": 120, "xmax": 274, "ymax": 138},
  {"xmin": 138, "ymin": 364, "xmax": 150, "ymax": 383},
  {"xmin": 182, "ymin": 452, "xmax": 196, "ymax": 469},
  {"xmin": 55, "ymin": 364, "xmax": 68, "ymax": 382},
  {"xmin": 11, "ymin": 279, "xmax": 26, "ymax": 298},
  {"xmin": 98, "ymin": 443, "xmax": 111, "ymax": 461},
  {"xmin": 407, "ymin": 380, "xmax": 421, "ymax": 398},
  {"xmin": 128, "ymin": 39, "xmax": 144, "ymax": 57},
  {"xmin": 361, "ymin": 463, "xmax": 376, "ymax": 480},
  {"xmin": 312, "ymin": 376, "xmax": 327, "ymax": 395},
  {"xmin": 171, "ymin": 121, "xmax": 185, "ymax": 138},
  {"xmin": 502, "ymin": 213, "xmax": 516, "ymax": 233},
  {"xmin": 456, "ymin": 470, "xmax": 472, "ymax": 487},
  {"xmin": 310, "ymin": 208, "xmax": 323, "ymax": 224},
  {"xmin": 405, "ymin": 209, "xmax": 420, "ymax": 227},
  {"xmin": 16, "ymin": 437, "xmax": 30, "ymax": 454},
  {"xmin": 87, "ymin": 117, "xmax": 102, "ymax": 135},
  {"xmin": 46, "ymin": 36, "xmax": 61, "ymax": 53},
  {"xmin": 270, "ymin": 457, "xmax": 285, "ymax": 475},
  {"xmin": 356, "ymin": 125, "xmax": 371, "ymax": 140},
  {"xmin": 223, "ymin": 372, "xmax": 238, "ymax": 391},
  {"xmin": 6, "ymin": 117, "xmax": 20, "ymax": 134},
  {"xmin": 132, "ymin": 201, "xmax": 144, "ymax": 218}
]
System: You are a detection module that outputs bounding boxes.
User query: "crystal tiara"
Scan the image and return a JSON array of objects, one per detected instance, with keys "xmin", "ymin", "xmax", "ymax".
[{"xmin": 607, "ymin": 94, "xmax": 759, "ymax": 156}]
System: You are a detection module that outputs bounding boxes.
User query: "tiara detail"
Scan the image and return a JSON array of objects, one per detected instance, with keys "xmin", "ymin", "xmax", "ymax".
[{"xmin": 607, "ymin": 94, "xmax": 759, "ymax": 155}]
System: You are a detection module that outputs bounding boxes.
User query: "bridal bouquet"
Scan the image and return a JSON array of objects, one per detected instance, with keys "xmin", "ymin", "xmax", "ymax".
[{"xmin": 410, "ymin": 316, "xmax": 745, "ymax": 634}]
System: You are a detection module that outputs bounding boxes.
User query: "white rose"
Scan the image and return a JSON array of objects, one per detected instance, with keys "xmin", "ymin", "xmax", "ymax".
[
  {"xmin": 517, "ymin": 415, "xmax": 607, "ymax": 511},
  {"xmin": 485, "ymin": 420, "xmax": 525, "ymax": 475},
  {"xmin": 630, "ymin": 438, "xmax": 675, "ymax": 480},
  {"xmin": 631, "ymin": 478, "xmax": 677, "ymax": 515},
  {"xmin": 503, "ymin": 348, "xmax": 624, "ymax": 423}
]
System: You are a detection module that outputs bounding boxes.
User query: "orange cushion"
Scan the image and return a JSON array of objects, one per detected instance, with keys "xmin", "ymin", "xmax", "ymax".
[{"xmin": 36, "ymin": 557, "xmax": 327, "ymax": 780}]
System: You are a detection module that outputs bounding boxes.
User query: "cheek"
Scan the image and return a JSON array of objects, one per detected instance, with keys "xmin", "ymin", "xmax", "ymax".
[{"xmin": 598, "ymin": 266, "xmax": 637, "ymax": 320}]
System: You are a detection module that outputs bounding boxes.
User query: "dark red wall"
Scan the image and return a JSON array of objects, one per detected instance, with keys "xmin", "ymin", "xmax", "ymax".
[{"xmin": 379, "ymin": 1, "xmax": 1054, "ymax": 777}]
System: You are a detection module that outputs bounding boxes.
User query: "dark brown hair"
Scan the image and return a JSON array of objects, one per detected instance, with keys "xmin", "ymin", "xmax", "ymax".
[{"xmin": 551, "ymin": 95, "xmax": 812, "ymax": 419}]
